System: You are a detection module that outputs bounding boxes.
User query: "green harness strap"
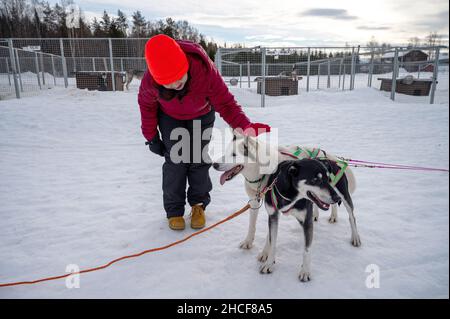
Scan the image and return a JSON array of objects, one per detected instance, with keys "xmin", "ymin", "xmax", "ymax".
[
  {"xmin": 291, "ymin": 147, "xmax": 349, "ymax": 187},
  {"xmin": 292, "ymin": 146, "xmax": 320, "ymax": 159},
  {"xmin": 328, "ymin": 160, "xmax": 348, "ymax": 187}
]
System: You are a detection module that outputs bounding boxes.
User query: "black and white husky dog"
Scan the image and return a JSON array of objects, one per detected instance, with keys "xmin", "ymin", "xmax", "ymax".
[{"xmin": 213, "ymin": 131, "xmax": 361, "ymax": 281}]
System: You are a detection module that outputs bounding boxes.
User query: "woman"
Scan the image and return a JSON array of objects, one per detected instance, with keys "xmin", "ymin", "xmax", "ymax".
[{"xmin": 138, "ymin": 34, "xmax": 270, "ymax": 230}]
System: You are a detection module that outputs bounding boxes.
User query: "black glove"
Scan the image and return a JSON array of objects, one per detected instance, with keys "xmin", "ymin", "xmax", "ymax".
[{"xmin": 145, "ymin": 134, "xmax": 165, "ymax": 157}]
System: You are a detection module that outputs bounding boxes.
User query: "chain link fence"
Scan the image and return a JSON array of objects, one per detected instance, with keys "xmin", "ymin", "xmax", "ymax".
[
  {"xmin": 1, "ymin": 38, "xmax": 448, "ymax": 105},
  {"xmin": 0, "ymin": 38, "xmax": 149, "ymax": 100},
  {"xmin": 217, "ymin": 45, "xmax": 448, "ymax": 106}
]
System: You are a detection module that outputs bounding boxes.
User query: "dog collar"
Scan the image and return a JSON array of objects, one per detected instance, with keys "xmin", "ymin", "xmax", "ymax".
[{"xmin": 245, "ymin": 175, "xmax": 266, "ymax": 184}]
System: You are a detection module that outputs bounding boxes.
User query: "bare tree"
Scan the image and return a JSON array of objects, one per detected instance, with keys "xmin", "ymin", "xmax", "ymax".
[
  {"xmin": 408, "ymin": 37, "xmax": 421, "ymax": 48},
  {"xmin": 425, "ymin": 32, "xmax": 439, "ymax": 58}
]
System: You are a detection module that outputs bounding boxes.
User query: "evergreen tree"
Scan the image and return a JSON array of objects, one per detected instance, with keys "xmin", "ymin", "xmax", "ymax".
[
  {"xmin": 116, "ymin": 10, "xmax": 128, "ymax": 37},
  {"xmin": 162, "ymin": 17, "xmax": 177, "ymax": 38},
  {"xmin": 0, "ymin": 0, "xmax": 220, "ymax": 61},
  {"xmin": 100, "ymin": 10, "xmax": 111, "ymax": 35},
  {"xmin": 54, "ymin": 3, "xmax": 68, "ymax": 37},
  {"xmin": 91, "ymin": 17, "xmax": 103, "ymax": 37},
  {"xmin": 131, "ymin": 10, "xmax": 146, "ymax": 37}
]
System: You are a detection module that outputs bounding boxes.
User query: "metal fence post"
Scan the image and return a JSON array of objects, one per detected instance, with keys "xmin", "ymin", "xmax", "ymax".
[
  {"xmin": 108, "ymin": 38, "xmax": 116, "ymax": 91},
  {"xmin": 317, "ymin": 63, "xmax": 321, "ymax": 89},
  {"xmin": 217, "ymin": 48, "xmax": 222, "ymax": 75},
  {"xmin": 306, "ymin": 47, "xmax": 311, "ymax": 92},
  {"xmin": 429, "ymin": 47, "xmax": 440, "ymax": 104},
  {"xmin": 14, "ymin": 49, "xmax": 23, "ymax": 91},
  {"xmin": 390, "ymin": 48, "xmax": 399, "ymax": 101},
  {"xmin": 51, "ymin": 55, "xmax": 57, "ymax": 86},
  {"xmin": 261, "ymin": 47, "xmax": 266, "ymax": 108},
  {"xmin": 92, "ymin": 57, "xmax": 96, "ymax": 71},
  {"xmin": 239, "ymin": 64, "xmax": 242, "ymax": 88},
  {"xmin": 6, "ymin": 58, "xmax": 11, "ymax": 86},
  {"xmin": 342, "ymin": 60, "xmax": 346, "ymax": 91},
  {"xmin": 7, "ymin": 39, "xmax": 20, "ymax": 98},
  {"xmin": 34, "ymin": 52, "xmax": 42, "ymax": 89},
  {"xmin": 353, "ymin": 45, "xmax": 360, "ymax": 90},
  {"xmin": 247, "ymin": 60, "xmax": 250, "ymax": 88},
  {"xmin": 338, "ymin": 58, "xmax": 343, "ymax": 89},
  {"xmin": 120, "ymin": 58, "xmax": 124, "ymax": 72},
  {"xmin": 39, "ymin": 52, "xmax": 45, "ymax": 85},
  {"xmin": 59, "ymin": 38, "xmax": 68, "ymax": 88},
  {"xmin": 327, "ymin": 59, "xmax": 331, "ymax": 88},
  {"xmin": 368, "ymin": 49, "xmax": 374, "ymax": 87},
  {"xmin": 350, "ymin": 47, "xmax": 355, "ymax": 90}
]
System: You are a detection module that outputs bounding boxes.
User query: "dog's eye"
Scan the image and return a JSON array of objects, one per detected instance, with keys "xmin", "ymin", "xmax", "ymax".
[{"xmin": 232, "ymin": 152, "xmax": 236, "ymax": 157}]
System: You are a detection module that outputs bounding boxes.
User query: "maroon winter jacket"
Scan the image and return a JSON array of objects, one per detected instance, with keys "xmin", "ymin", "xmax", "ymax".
[{"xmin": 138, "ymin": 40, "xmax": 251, "ymax": 141}]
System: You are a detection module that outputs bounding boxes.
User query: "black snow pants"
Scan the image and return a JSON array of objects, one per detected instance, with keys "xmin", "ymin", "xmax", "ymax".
[{"xmin": 157, "ymin": 107, "xmax": 215, "ymax": 218}]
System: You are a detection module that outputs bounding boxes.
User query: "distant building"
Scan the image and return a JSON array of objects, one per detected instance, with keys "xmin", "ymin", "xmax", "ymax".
[
  {"xmin": 381, "ymin": 49, "xmax": 429, "ymax": 72},
  {"xmin": 420, "ymin": 53, "xmax": 449, "ymax": 72}
]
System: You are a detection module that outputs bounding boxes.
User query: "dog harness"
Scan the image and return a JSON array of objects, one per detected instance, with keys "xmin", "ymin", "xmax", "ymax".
[
  {"xmin": 250, "ymin": 147, "xmax": 348, "ymax": 211},
  {"xmin": 282, "ymin": 146, "xmax": 349, "ymax": 187},
  {"xmin": 270, "ymin": 183, "xmax": 297, "ymax": 214},
  {"xmin": 251, "ymin": 171, "xmax": 296, "ymax": 214}
]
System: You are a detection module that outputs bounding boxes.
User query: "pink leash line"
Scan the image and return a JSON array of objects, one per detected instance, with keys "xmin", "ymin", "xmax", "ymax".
[{"xmin": 344, "ymin": 158, "xmax": 449, "ymax": 172}]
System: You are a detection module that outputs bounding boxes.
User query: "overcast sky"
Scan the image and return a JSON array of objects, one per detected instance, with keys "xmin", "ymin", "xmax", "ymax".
[{"xmin": 63, "ymin": 0, "xmax": 449, "ymax": 46}]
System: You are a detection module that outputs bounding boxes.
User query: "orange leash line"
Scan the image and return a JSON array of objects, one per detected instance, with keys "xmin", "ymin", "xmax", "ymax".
[{"xmin": 0, "ymin": 204, "xmax": 251, "ymax": 288}]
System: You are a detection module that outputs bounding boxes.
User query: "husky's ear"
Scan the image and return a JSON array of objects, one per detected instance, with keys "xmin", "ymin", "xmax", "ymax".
[
  {"xmin": 245, "ymin": 135, "xmax": 258, "ymax": 151},
  {"xmin": 233, "ymin": 128, "xmax": 245, "ymax": 139}
]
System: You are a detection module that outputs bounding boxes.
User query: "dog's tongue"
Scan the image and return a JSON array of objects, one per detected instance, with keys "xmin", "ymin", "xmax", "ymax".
[{"xmin": 220, "ymin": 170, "xmax": 233, "ymax": 185}]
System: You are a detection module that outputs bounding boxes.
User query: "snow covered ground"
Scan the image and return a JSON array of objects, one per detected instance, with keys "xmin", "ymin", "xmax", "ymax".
[{"xmin": 0, "ymin": 69, "xmax": 448, "ymax": 298}]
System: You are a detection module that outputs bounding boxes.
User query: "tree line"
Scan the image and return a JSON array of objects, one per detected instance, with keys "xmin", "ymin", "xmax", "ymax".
[{"xmin": 0, "ymin": 0, "xmax": 218, "ymax": 60}]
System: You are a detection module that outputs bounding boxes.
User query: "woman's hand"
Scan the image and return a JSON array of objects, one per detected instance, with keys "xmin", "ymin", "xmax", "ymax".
[
  {"xmin": 243, "ymin": 122, "xmax": 271, "ymax": 137},
  {"xmin": 145, "ymin": 134, "xmax": 166, "ymax": 157}
]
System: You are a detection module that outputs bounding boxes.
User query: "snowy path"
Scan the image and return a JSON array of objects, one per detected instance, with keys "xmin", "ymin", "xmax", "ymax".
[{"xmin": 0, "ymin": 78, "xmax": 448, "ymax": 298}]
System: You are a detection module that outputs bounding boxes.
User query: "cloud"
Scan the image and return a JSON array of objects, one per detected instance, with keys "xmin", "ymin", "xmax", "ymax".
[
  {"xmin": 245, "ymin": 34, "xmax": 284, "ymax": 41},
  {"xmin": 415, "ymin": 10, "xmax": 449, "ymax": 31},
  {"xmin": 357, "ymin": 25, "xmax": 391, "ymax": 30},
  {"xmin": 391, "ymin": 8, "xmax": 449, "ymax": 38},
  {"xmin": 299, "ymin": 8, "xmax": 358, "ymax": 20}
]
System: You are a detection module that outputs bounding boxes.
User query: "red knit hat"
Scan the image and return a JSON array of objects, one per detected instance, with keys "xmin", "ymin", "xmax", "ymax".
[{"xmin": 145, "ymin": 34, "xmax": 189, "ymax": 85}]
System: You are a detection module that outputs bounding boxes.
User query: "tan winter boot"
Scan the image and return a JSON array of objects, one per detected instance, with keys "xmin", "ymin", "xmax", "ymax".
[
  {"xmin": 190, "ymin": 204, "xmax": 206, "ymax": 229},
  {"xmin": 168, "ymin": 216, "xmax": 185, "ymax": 230}
]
